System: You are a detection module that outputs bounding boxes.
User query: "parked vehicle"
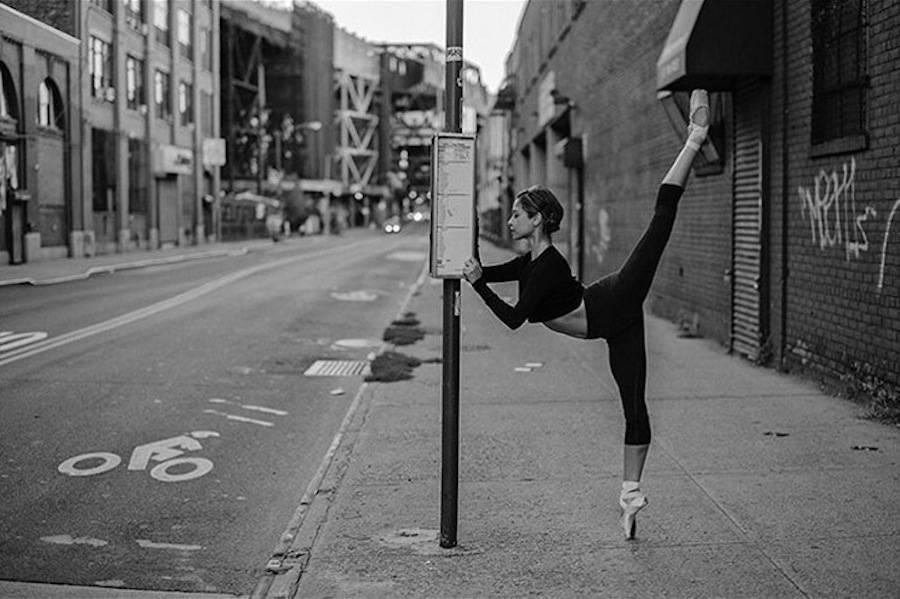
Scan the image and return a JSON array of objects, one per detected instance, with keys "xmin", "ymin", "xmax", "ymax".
[{"xmin": 383, "ymin": 216, "xmax": 401, "ymax": 234}]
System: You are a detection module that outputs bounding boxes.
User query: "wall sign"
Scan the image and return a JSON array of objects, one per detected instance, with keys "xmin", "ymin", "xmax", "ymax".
[{"xmin": 156, "ymin": 144, "xmax": 194, "ymax": 175}]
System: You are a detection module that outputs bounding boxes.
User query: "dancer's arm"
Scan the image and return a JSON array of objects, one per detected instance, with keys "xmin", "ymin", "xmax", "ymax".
[
  {"xmin": 470, "ymin": 280, "xmax": 528, "ymax": 329},
  {"xmin": 466, "ymin": 255, "xmax": 560, "ymax": 330},
  {"xmin": 661, "ymin": 89, "xmax": 709, "ymax": 188},
  {"xmin": 481, "ymin": 257, "xmax": 522, "ymax": 283}
]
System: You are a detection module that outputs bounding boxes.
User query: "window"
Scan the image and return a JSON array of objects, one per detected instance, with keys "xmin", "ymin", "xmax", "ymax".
[
  {"xmin": 1, "ymin": 64, "xmax": 17, "ymax": 121},
  {"xmin": 811, "ymin": 0, "xmax": 868, "ymax": 148},
  {"xmin": 90, "ymin": 0, "xmax": 113, "ymax": 12},
  {"xmin": 200, "ymin": 28, "xmax": 212, "ymax": 71},
  {"xmin": 178, "ymin": 81, "xmax": 193, "ymax": 126},
  {"xmin": 92, "ymin": 128, "xmax": 116, "ymax": 213},
  {"xmin": 38, "ymin": 81, "xmax": 51, "ymax": 125},
  {"xmin": 154, "ymin": 70, "xmax": 171, "ymax": 119},
  {"xmin": 128, "ymin": 138, "xmax": 149, "ymax": 214},
  {"xmin": 200, "ymin": 90, "xmax": 214, "ymax": 136},
  {"xmin": 37, "ymin": 80, "xmax": 64, "ymax": 129},
  {"xmin": 154, "ymin": 0, "xmax": 170, "ymax": 47},
  {"xmin": 89, "ymin": 36, "xmax": 113, "ymax": 101},
  {"xmin": 177, "ymin": 9, "xmax": 193, "ymax": 60},
  {"xmin": 123, "ymin": 0, "xmax": 143, "ymax": 30},
  {"xmin": 125, "ymin": 56, "xmax": 145, "ymax": 110}
]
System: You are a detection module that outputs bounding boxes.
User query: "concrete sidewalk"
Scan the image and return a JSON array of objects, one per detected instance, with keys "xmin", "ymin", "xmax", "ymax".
[{"xmin": 279, "ymin": 240, "xmax": 900, "ymax": 599}]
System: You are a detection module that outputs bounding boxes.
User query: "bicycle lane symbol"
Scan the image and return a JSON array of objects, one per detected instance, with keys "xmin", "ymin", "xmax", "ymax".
[{"xmin": 58, "ymin": 431, "xmax": 219, "ymax": 483}]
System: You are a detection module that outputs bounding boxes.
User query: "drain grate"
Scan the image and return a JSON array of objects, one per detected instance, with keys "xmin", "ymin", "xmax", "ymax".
[{"xmin": 304, "ymin": 359, "xmax": 371, "ymax": 377}]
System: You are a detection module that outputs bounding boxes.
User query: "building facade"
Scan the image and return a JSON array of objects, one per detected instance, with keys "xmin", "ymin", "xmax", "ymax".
[
  {"xmin": 1, "ymin": 0, "xmax": 222, "ymax": 261},
  {"xmin": 498, "ymin": 0, "xmax": 899, "ymax": 395},
  {"xmin": 0, "ymin": 2, "xmax": 81, "ymax": 264}
]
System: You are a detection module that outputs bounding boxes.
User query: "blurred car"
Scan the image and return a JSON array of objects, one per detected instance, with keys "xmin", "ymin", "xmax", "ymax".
[{"xmin": 383, "ymin": 216, "xmax": 401, "ymax": 234}]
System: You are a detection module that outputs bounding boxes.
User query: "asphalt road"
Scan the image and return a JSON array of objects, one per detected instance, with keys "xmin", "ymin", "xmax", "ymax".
[{"xmin": 0, "ymin": 226, "xmax": 429, "ymax": 595}]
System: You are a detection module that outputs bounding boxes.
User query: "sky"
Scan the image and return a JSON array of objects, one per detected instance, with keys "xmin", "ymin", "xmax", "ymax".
[{"xmin": 310, "ymin": 0, "xmax": 527, "ymax": 94}]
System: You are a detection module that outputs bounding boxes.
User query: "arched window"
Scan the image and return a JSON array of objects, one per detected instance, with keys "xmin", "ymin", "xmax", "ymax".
[
  {"xmin": 38, "ymin": 79, "xmax": 64, "ymax": 129},
  {"xmin": 0, "ymin": 63, "xmax": 19, "ymax": 122}
]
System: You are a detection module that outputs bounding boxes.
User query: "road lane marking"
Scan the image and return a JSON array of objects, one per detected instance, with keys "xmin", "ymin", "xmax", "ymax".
[
  {"xmin": 135, "ymin": 539, "xmax": 204, "ymax": 551},
  {"xmin": 203, "ymin": 409, "xmax": 274, "ymax": 427},
  {"xmin": 208, "ymin": 398, "xmax": 288, "ymax": 416},
  {"xmin": 330, "ymin": 290, "xmax": 379, "ymax": 301},
  {"xmin": 41, "ymin": 535, "xmax": 108, "ymax": 547},
  {"xmin": 0, "ymin": 237, "xmax": 383, "ymax": 368},
  {"xmin": 0, "ymin": 331, "xmax": 48, "ymax": 352}
]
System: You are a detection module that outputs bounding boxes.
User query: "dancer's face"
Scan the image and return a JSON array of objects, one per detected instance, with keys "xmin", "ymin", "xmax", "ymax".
[{"xmin": 508, "ymin": 200, "xmax": 538, "ymax": 240}]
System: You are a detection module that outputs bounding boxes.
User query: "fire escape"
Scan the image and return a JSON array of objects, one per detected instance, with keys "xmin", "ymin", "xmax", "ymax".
[{"xmin": 219, "ymin": 4, "xmax": 289, "ymax": 195}]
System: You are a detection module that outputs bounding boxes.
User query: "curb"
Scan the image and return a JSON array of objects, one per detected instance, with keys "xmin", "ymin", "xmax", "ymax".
[
  {"xmin": 0, "ymin": 247, "xmax": 258, "ymax": 288},
  {"xmin": 252, "ymin": 260, "xmax": 432, "ymax": 599}
]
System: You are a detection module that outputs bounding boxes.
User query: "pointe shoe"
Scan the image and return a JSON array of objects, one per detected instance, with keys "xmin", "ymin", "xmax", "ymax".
[
  {"xmin": 619, "ymin": 491, "xmax": 648, "ymax": 540},
  {"xmin": 687, "ymin": 89, "xmax": 709, "ymax": 150}
]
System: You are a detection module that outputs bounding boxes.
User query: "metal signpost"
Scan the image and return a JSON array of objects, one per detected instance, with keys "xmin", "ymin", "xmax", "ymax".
[{"xmin": 432, "ymin": 0, "xmax": 467, "ymax": 549}]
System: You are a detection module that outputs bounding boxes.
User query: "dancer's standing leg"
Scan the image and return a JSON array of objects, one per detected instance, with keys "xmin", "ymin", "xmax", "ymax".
[{"xmin": 616, "ymin": 89, "xmax": 709, "ymax": 539}]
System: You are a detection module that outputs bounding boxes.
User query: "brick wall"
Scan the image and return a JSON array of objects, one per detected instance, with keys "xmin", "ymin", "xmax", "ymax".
[
  {"xmin": 515, "ymin": 0, "xmax": 735, "ymax": 344},
  {"xmin": 775, "ymin": 0, "xmax": 900, "ymax": 389},
  {"xmin": 509, "ymin": 0, "xmax": 898, "ymax": 392}
]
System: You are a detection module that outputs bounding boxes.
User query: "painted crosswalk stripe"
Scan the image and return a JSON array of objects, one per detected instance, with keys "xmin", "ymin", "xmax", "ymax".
[{"xmin": 0, "ymin": 331, "xmax": 49, "ymax": 353}]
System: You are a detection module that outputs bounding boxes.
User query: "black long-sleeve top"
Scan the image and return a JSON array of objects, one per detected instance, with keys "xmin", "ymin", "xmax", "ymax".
[{"xmin": 471, "ymin": 245, "xmax": 583, "ymax": 330}]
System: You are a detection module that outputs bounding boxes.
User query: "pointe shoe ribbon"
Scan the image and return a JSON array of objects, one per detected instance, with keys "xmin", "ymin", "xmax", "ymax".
[{"xmin": 686, "ymin": 89, "xmax": 709, "ymax": 151}]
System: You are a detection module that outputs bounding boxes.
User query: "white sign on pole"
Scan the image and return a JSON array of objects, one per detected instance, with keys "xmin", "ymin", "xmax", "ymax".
[{"xmin": 430, "ymin": 133, "xmax": 476, "ymax": 278}]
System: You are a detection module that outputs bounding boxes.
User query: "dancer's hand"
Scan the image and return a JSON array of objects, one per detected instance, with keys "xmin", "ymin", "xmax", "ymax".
[
  {"xmin": 687, "ymin": 89, "xmax": 709, "ymax": 150},
  {"xmin": 462, "ymin": 257, "xmax": 483, "ymax": 283}
]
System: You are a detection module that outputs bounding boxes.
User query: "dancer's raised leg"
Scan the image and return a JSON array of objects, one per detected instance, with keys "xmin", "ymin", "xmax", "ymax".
[{"xmin": 614, "ymin": 89, "xmax": 709, "ymax": 540}]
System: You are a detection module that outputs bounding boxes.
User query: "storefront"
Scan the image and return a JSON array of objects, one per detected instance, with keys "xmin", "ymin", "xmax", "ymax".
[
  {"xmin": 154, "ymin": 144, "xmax": 194, "ymax": 248},
  {"xmin": 656, "ymin": 0, "xmax": 772, "ymax": 360}
]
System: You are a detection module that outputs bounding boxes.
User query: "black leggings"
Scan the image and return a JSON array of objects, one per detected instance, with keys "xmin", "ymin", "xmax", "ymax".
[{"xmin": 583, "ymin": 184, "xmax": 683, "ymax": 445}]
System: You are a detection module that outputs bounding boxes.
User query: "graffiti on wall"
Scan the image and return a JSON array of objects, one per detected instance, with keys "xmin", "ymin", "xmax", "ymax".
[
  {"xmin": 798, "ymin": 158, "xmax": 895, "ymax": 291},
  {"xmin": 880, "ymin": 198, "xmax": 900, "ymax": 291},
  {"xmin": 798, "ymin": 158, "xmax": 875, "ymax": 260}
]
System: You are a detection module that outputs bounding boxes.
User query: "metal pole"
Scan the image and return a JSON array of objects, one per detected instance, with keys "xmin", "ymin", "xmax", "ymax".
[{"xmin": 440, "ymin": 0, "xmax": 464, "ymax": 550}]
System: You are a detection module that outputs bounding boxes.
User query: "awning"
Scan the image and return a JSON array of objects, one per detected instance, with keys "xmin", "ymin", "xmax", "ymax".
[
  {"xmin": 656, "ymin": 0, "xmax": 772, "ymax": 91},
  {"xmin": 233, "ymin": 191, "xmax": 281, "ymax": 208}
]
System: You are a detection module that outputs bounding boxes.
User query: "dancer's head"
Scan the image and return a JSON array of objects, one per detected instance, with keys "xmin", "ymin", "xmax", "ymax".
[{"xmin": 514, "ymin": 186, "xmax": 564, "ymax": 237}]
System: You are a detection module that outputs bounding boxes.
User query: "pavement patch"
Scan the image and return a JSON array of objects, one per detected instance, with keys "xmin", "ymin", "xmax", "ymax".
[
  {"xmin": 377, "ymin": 528, "xmax": 482, "ymax": 556},
  {"xmin": 365, "ymin": 351, "xmax": 422, "ymax": 382},
  {"xmin": 382, "ymin": 314, "xmax": 426, "ymax": 346}
]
